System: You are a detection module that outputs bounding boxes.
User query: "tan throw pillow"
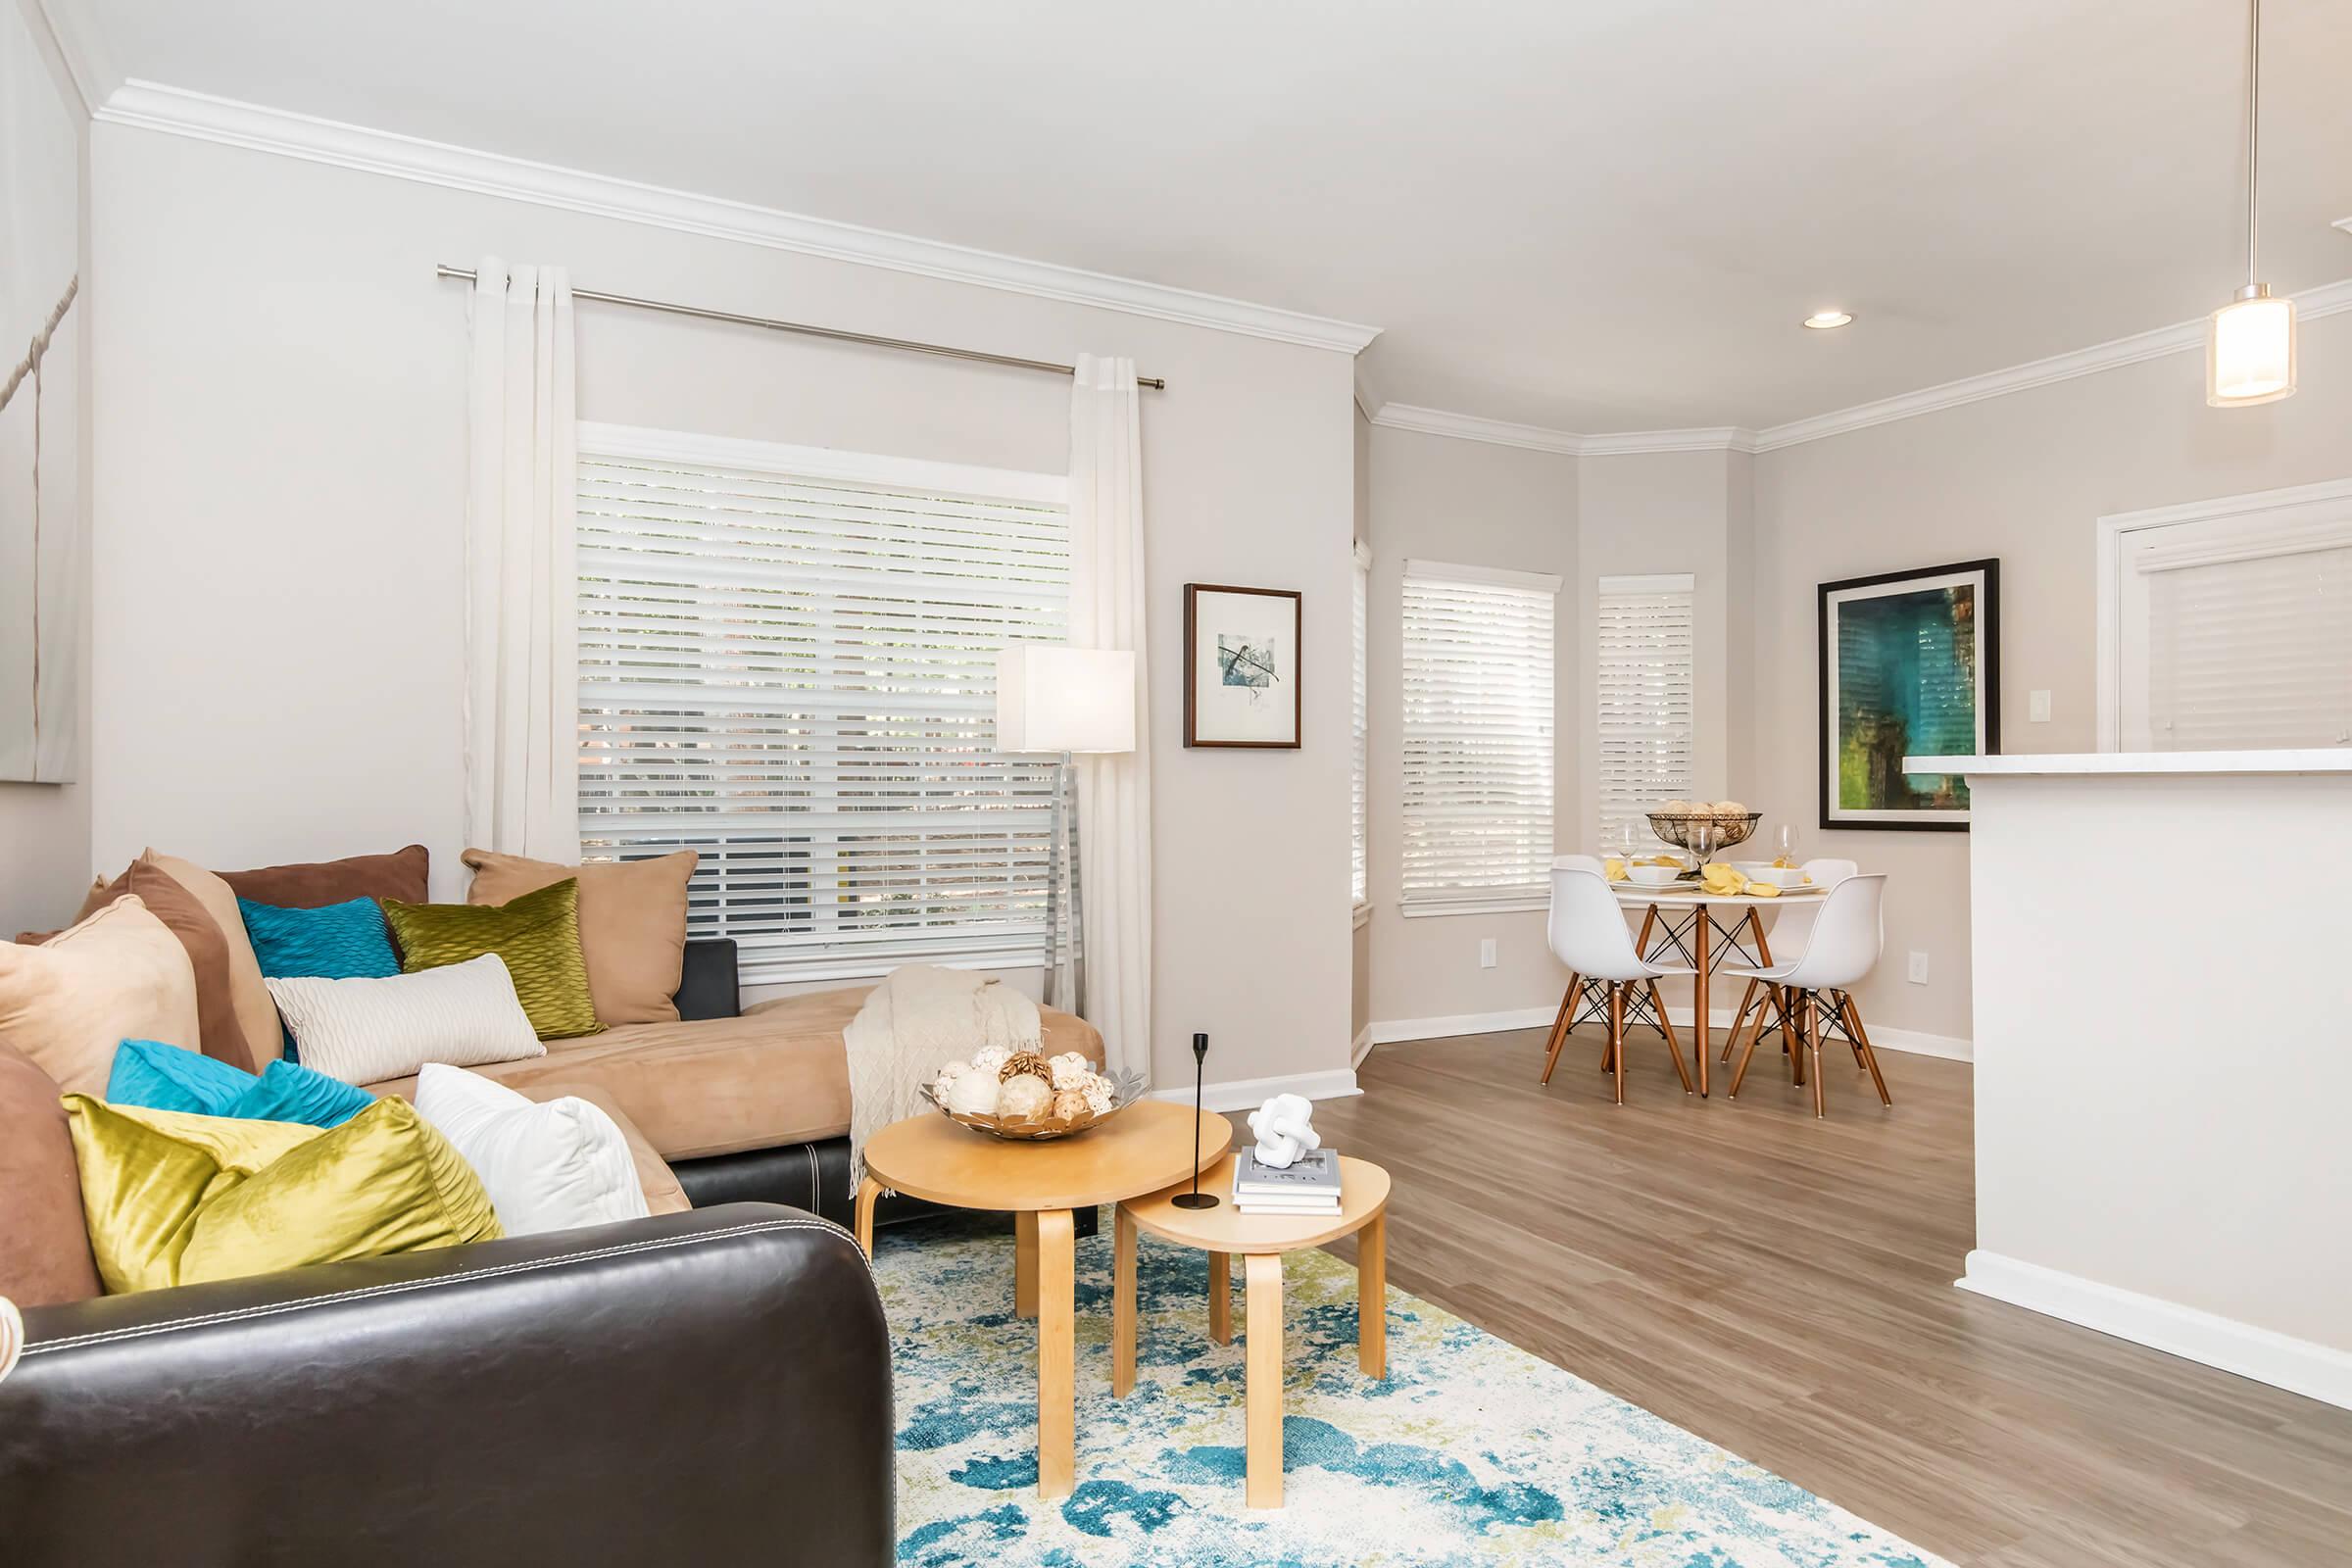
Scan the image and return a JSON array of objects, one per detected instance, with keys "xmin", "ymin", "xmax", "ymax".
[
  {"xmin": 462, "ymin": 849, "xmax": 697, "ymax": 1026},
  {"xmin": 0, "ymin": 898, "xmax": 202, "ymax": 1097},
  {"xmin": 26, "ymin": 860, "xmax": 262, "ymax": 1074},
  {"xmin": 147, "ymin": 851, "xmax": 281, "ymax": 1072}
]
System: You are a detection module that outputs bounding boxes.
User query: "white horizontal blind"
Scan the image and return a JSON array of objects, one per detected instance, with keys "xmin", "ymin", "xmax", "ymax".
[
  {"xmin": 1595, "ymin": 573, "xmax": 1696, "ymax": 848},
  {"xmin": 574, "ymin": 426, "xmax": 1071, "ymax": 979},
  {"xmin": 1351, "ymin": 543, "xmax": 1370, "ymax": 908},
  {"xmin": 1399, "ymin": 560, "xmax": 1558, "ymax": 911},
  {"xmin": 2134, "ymin": 517, "xmax": 2352, "ymax": 750}
]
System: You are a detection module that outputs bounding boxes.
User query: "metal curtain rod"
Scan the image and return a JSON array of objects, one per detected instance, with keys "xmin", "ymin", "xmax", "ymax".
[{"xmin": 433, "ymin": 266, "xmax": 1165, "ymax": 389}]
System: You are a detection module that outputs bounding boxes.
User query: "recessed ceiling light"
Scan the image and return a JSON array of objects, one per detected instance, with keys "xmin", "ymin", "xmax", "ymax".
[{"xmin": 1803, "ymin": 311, "xmax": 1854, "ymax": 330}]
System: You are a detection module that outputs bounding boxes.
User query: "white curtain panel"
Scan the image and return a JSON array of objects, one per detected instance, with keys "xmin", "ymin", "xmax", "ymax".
[
  {"xmin": 1067, "ymin": 354, "xmax": 1152, "ymax": 1084},
  {"xmin": 464, "ymin": 260, "xmax": 580, "ymax": 861}
]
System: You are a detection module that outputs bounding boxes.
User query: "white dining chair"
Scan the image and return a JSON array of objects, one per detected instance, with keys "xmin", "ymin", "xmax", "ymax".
[
  {"xmin": 1721, "ymin": 873, "xmax": 1891, "ymax": 1117},
  {"xmin": 1542, "ymin": 865, "xmax": 1697, "ymax": 1103},
  {"xmin": 1721, "ymin": 858, "xmax": 1858, "ymax": 1064}
]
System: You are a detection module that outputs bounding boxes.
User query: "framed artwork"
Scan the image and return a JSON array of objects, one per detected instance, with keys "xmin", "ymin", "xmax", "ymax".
[
  {"xmin": 1, "ymin": 4, "xmax": 84, "ymax": 784},
  {"xmin": 1183, "ymin": 584, "xmax": 1301, "ymax": 748},
  {"xmin": 1818, "ymin": 559, "xmax": 1998, "ymax": 831}
]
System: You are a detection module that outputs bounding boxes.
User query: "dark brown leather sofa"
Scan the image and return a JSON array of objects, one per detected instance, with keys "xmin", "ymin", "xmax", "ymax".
[{"xmin": 0, "ymin": 940, "xmax": 898, "ymax": 1566}]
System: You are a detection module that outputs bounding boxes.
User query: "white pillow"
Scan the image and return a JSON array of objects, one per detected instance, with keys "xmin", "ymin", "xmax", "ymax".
[
  {"xmin": 266, "ymin": 954, "xmax": 545, "ymax": 1084},
  {"xmin": 413, "ymin": 1063, "xmax": 650, "ymax": 1235}
]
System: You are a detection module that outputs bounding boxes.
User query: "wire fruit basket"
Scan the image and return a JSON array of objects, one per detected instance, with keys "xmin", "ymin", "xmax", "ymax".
[{"xmin": 1643, "ymin": 809, "xmax": 1763, "ymax": 877}]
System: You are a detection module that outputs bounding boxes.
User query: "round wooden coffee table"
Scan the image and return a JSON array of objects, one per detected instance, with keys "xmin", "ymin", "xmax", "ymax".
[
  {"xmin": 1116, "ymin": 1152, "xmax": 1392, "ymax": 1509},
  {"xmin": 854, "ymin": 1100, "xmax": 1231, "ymax": 1499}
]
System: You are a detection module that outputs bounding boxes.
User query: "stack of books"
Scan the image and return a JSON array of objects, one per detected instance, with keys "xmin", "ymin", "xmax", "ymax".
[{"xmin": 1232, "ymin": 1147, "xmax": 1342, "ymax": 1215}]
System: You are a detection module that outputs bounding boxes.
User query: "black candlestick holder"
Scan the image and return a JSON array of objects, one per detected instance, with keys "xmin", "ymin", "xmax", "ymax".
[{"xmin": 1171, "ymin": 1031, "xmax": 1219, "ymax": 1209}]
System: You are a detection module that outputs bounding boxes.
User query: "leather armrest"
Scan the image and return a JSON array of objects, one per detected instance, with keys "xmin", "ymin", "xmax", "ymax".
[
  {"xmin": 0, "ymin": 1204, "xmax": 893, "ymax": 1567},
  {"xmin": 673, "ymin": 937, "xmax": 741, "ymax": 1021}
]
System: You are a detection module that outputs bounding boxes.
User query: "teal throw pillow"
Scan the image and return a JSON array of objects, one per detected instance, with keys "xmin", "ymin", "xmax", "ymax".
[
  {"xmin": 106, "ymin": 1039, "xmax": 374, "ymax": 1129},
  {"xmin": 239, "ymin": 896, "xmax": 401, "ymax": 1059}
]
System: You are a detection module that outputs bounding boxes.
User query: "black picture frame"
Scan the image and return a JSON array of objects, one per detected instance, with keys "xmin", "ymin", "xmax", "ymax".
[{"xmin": 1817, "ymin": 559, "xmax": 1999, "ymax": 832}]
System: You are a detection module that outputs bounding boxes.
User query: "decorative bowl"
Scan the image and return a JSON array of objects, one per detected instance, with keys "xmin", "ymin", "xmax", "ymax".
[
  {"xmin": 922, "ymin": 1068, "xmax": 1151, "ymax": 1142},
  {"xmin": 1644, "ymin": 810, "xmax": 1763, "ymax": 874},
  {"xmin": 1747, "ymin": 865, "xmax": 1809, "ymax": 889},
  {"xmin": 1626, "ymin": 864, "xmax": 1682, "ymax": 888}
]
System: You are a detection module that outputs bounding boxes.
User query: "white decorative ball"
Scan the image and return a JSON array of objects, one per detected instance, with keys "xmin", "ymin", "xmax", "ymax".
[
  {"xmin": 997, "ymin": 1073, "xmax": 1054, "ymax": 1120},
  {"xmin": 945, "ymin": 1070, "xmax": 1002, "ymax": 1117},
  {"xmin": 969, "ymin": 1045, "xmax": 1012, "ymax": 1077},
  {"xmin": 1047, "ymin": 1051, "xmax": 1094, "ymax": 1090},
  {"xmin": 1080, "ymin": 1076, "xmax": 1114, "ymax": 1115}
]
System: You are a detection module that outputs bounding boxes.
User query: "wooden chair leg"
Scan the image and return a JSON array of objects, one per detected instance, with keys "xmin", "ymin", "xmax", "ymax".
[
  {"xmin": 1609, "ymin": 983, "xmax": 1627, "ymax": 1105},
  {"xmin": 1728, "ymin": 991, "xmax": 1766, "ymax": 1097},
  {"xmin": 1780, "ymin": 986, "xmax": 1804, "ymax": 1084},
  {"xmin": 1805, "ymin": 992, "xmax": 1826, "ymax": 1119},
  {"xmin": 1722, "ymin": 978, "xmax": 1760, "ymax": 1061},
  {"xmin": 1540, "ymin": 975, "xmax": 1580, "ymax": 1084},
  {"xmin": 1654, "ymin": 984, "xmax": 1694, "ymax": 1095},
  {"xmin": 1842, "ymin": 992, "xmax": 1893, "ymax": 1106}
]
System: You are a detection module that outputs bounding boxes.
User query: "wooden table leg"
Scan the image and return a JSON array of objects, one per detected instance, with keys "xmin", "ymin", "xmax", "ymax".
[
  {"xmin": 1357, "ymin": 1215, "xmax": 1387, "ymax": 1379},
  {"xmin": 1244, "ymin": 1252, "xmax": 1284, "ymax": 1509},
  {"xmin": 1112, "ymin": 1206, "xmax": 1139, "ymax": 1397},
  {"xmin": 1014, "ymin": 1209, "xmax": 1039, "ymax": 1319},
  {"xmin": 1692, "ymin": 906, "xmax": 1711, "ymax": 1097},
  {"xmin": 1207, "ymin": 1250, "xmax": 1232, "ymax": 1345},
  {"xmin": 1036, "ymin": 1207, "xmax": 1076, "ymax": 1498},
  {"xmin": 854, "ymin": 1175, "xmax": 880, "ymax": 1258}
]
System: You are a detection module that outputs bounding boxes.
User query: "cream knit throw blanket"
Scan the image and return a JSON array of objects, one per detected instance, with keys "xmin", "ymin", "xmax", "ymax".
[{"xmin": 844, "ymin": 964, "xmax": 1041, "ymax": 1196}]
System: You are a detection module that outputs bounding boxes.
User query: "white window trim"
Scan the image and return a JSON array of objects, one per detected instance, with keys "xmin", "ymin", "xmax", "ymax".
[
  {"xmin": 575, "ymin": 422, "xmax": 1071, "ymax": 987},
  {"xmin": 2094, "ymin": 477, "xmax": 2352, "ymax": 750},
  {"xmin": 1397, "ymin": 558, "xmax": 1559, "ymax": 917},
  {"xmin": 1350, "ymin": 538, "xmax": 1372, "ymax": 919}
]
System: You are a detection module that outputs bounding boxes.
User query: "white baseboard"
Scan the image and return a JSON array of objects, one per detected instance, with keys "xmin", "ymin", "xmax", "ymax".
[
  {"xmin": 1957, "ymin": 1250, "xmax": 2352, "ymax": 1412},
  {"xmin": 1152, "ymin": 1068, "xmax": 1361, "ymax": 1115},
  {"xmin": 1366, "ymin": 1004, "xmax": 1973, "ymax": 1062},
  {"xmin": 1349, "ymin": 1025, "xmax": 1375, "ymax": 1068}
]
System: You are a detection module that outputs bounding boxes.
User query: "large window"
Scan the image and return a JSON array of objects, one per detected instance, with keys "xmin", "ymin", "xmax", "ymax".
[
  {"xmin": 1595, "ymin": 572, "xmax": 1696, "ymax": 849},
  {"xmin": 1398, "ymin": 559, "xmax": 1559, "ymax": 915},
  {"xmin": 2100, "ymin": 481, "xmax": 2352, "ymax": 752},
  {"xmin": 574, "ymin": 423, "xmax": 1071, "ymax": 982},
  {"xmin": 1350, "ymin": 541, "xmax": 1370, "ymax": 915}
]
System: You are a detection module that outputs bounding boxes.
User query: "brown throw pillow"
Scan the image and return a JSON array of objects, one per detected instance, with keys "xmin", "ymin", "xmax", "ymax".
[
  {"xmin": 462, "ymin": 849, "xmax": 697, "ymax": 1026},
  {"xmin": 25, "ymin": 860, "xmax": 261, "ymax": 1073},
  {"xmin": 146, "ymin": 852, "xmax": 282, "ymax": 1075},
  {"xmin": 220, "ymin": 844, "xmax": 430, "ymax": 909},
  {"xmin": 0, "ymin": 898, "xmax": 201, "ymax": 1097},
  {"xmin": 0, "ymin": 1041, "xmax": 103, "ymax": 1307}
]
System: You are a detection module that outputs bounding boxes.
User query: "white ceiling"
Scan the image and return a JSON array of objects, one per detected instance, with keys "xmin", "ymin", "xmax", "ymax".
[{"xmin": 61, "ymin": 0, "xmax": 2352, "ymax": 432}]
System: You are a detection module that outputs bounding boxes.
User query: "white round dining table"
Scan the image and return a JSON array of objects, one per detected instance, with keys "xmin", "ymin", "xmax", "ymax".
[{"xmin": 1607, "ymin": 881, "xmax": 1827, "ymax": 1097}]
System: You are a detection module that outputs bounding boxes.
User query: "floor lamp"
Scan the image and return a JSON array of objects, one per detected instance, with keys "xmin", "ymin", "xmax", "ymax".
[{"xmin": 995, "ymin": 646, "xmax": 1136, "ymax": 1019}]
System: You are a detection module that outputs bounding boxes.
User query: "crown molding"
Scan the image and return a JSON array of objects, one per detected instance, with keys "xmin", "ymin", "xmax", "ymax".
[
  {"xmin": 93, "ymin": 78, "xmax": 1383, "ymax": 356},
  {"xmin": 1368, "ymin": 403, "xmax": 1582, "ymax": 455},
  {"xmin": 1578, "ymin": 425, "xmax": 1760, "ymax": 457},
  {"xmin": 1750, "ymin": 275, "xmax": 2352, "ymax": 451},
  {"xmin": 28, "ymin": 0, "xmax": 115, "ymax": 115}
]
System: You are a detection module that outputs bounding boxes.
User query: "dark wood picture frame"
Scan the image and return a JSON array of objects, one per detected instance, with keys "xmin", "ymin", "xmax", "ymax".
[
  {"xmin": 1817, "ymin": 559, "xmax": 1999, "ymax": 832},
  {"xmin": 1183, "ymin": 583, "xmax": 1302, "ymax": 749}
]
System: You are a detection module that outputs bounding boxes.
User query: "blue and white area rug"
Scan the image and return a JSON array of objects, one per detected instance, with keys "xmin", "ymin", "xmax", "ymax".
[{"xmin": 875, "ymin": 1212, "xmax": 1948, "ymax": 1567}]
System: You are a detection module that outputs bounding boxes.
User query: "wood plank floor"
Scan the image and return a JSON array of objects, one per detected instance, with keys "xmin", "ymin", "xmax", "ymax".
[{"xmin": 1283, "ymin": 1024, "xmax": 2352, "ymax": 1567}]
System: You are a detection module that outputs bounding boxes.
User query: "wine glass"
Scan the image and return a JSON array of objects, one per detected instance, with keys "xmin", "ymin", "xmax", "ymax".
[
  {"xmin": 1687, "ymin": 820, "xmax": 1715, "ymax": 878},
  {"xmin": 1775, "ymin": 823, "xmax": 1799, "ymax": 869},
  {"xmin": 1614, "ymin": 820, "xmax": 1640, "ymax": 864}
]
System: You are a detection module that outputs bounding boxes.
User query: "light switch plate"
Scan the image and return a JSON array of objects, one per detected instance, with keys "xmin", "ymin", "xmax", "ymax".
[
  {"xmin": 1907, "ymin": 951, "xmax": 1930, "ymax": 985},
  {"xmin": 1479, "ymin": 937, "xmax": 1497, "ymax": 969},
  {"xmin": 2030, "ymin": 689, "xmax": 2052, "ymax": 723}
]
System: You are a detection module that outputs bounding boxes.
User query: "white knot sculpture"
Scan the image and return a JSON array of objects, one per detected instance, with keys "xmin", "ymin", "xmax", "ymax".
[{"xmin": 1248, "ymin": 1093, "xmax": 1320, "ymax": 1169}]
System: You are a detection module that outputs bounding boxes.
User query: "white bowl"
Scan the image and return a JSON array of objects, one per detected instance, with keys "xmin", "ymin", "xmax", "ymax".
[
  {"xmin": 1747, "ymin": 865, "xmax": 1808, "ymax": 889},
  {"xmin": 1626, "ymin": 864, "xmax": 1683, "ymax": 888}
]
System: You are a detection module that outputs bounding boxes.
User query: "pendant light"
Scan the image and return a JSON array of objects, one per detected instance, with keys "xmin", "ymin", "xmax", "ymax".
[{"xmin": 2208, "ymin": 0, "xmax": 2295, "ymax": 406}]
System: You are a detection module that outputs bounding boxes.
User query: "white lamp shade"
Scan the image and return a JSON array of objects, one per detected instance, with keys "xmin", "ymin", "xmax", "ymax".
[
  {"xmin": 2208, "ymin": 293, "xmax": 2297, "ymax": 406},
  {"xmin": 996, "ymin": 646, "xmax": 1136, "ymax": 754}
]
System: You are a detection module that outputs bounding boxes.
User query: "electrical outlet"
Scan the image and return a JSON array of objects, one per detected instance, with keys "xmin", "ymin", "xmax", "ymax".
[
  {"xmin": 1907, "ymin": 951, "xmax": 1930, "ymax": 985},
  {"xmin": 1479, "ymin": 937, "xmax": 1497, "ymax": 969},
  {"xmin": 2030, "ymin": 689, "xmax": 2052, "ymax": 723}
]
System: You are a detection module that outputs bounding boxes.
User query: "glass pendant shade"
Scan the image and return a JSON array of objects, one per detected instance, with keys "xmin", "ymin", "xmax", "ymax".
[{"xmin": 2207, "ymin": 287, "xmax": 2296, "ymax": 406}]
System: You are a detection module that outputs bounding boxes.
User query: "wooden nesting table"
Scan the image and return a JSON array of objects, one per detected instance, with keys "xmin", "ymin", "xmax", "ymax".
[
  {"xmin": 1115, "ymin": 1152, "xmax": 1393, "ymax": 1509},
  {"xmin": 853, "ymin": 1101, "xmax": 1230, "ymax": 1499}
]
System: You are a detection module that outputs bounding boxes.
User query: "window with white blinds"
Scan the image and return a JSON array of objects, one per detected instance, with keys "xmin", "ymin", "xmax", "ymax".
[
  {"xmin": 1595, "ymin": 573, "xmax": 1696, "ymax": 848},
  {"xmin": 2107, "ymin": 484, "xmax": 2352, "ymax": 752},
  {"xmin": 1351, "ymin": 542, "xmax": 1370, "ymax": 911},
  {"xmin": 1398, "ymin": 560, "xmax": 1559, "ymax": 914},
  {"xmin": 574, "ymin": 423, "xmax": 1072, "ymax": 982}
]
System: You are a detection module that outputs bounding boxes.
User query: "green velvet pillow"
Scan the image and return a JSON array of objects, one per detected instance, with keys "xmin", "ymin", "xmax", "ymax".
[{"xmin": 380, "ymin": 879, "xmax": 603, "ymax": 1041}]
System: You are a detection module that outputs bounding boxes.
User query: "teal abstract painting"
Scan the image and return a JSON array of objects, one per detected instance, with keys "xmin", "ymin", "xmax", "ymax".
[{"xmin": 1818, "ymin": 560, "xmax": 1998, "ymax": 829}]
